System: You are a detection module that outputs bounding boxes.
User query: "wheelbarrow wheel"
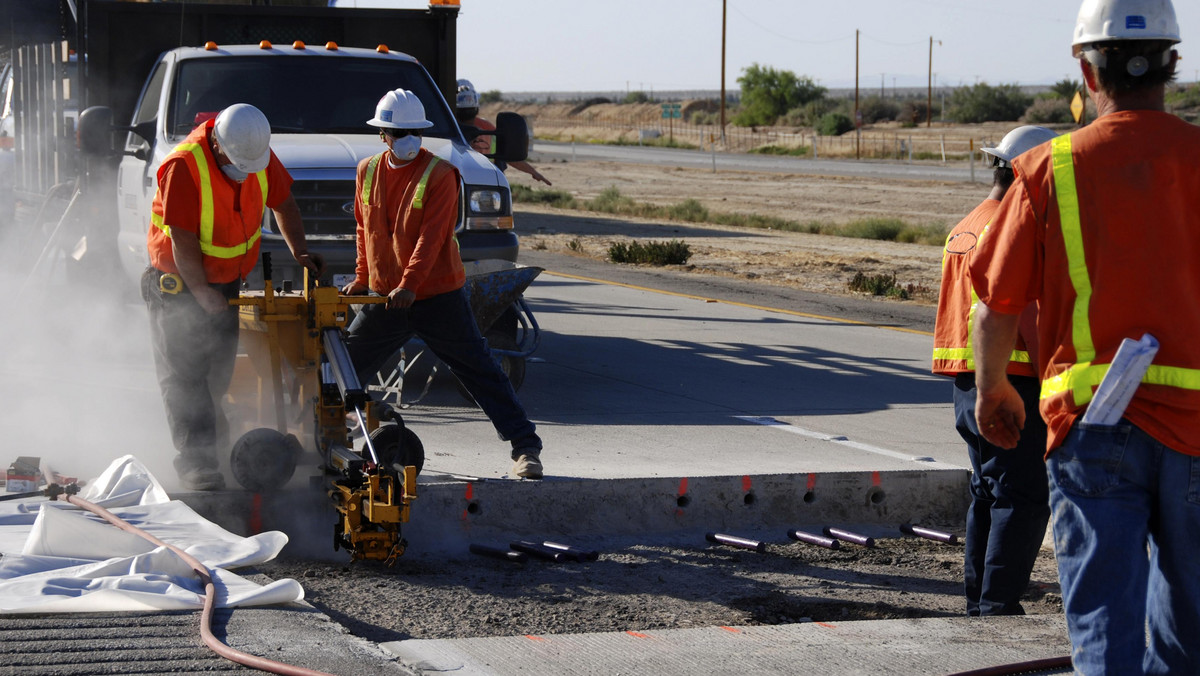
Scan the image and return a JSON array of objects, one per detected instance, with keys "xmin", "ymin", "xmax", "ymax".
[
  {"xmin": 368, "ymin": 423, "xmax": 425, "ymax": 476},
  {"xmin": 230, "ymin": 428, "xmax": 302, "ymax": 492},
  {"xmin": 455, "ymin": 332, "xmax": 526, "ymax": 405}
]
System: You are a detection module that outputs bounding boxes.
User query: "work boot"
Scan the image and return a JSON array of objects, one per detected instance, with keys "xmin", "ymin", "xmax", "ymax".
[
  {"xmin": 179, "ymin": 467, "xmax": 225, "ymax": 492},
  {"xmin": 510, "ymin": 452, "xmax": 543, "ymax": 480}
]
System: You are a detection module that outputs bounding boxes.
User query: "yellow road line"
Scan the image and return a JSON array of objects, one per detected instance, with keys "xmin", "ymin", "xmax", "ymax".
[{"xmin": 541, "ymin": 270, "xmax": 934, "ymax": 336}]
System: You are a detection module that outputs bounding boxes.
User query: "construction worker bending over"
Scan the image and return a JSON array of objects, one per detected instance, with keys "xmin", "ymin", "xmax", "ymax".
[
  {"xmin": 455, "ymin": 79, "xmax": 551, "ymax": 186},
  {"xmin": 933, "ymin": 125, "xmax": 1057, "ymax": 617},
  {"xmin": 142, "ymin": 104, "xmax": 323, "ymax": 491},
  {"xmin": 972, "ymin": 0, "xmax": 1200, "ymax": 671},
  {"xmin": 341, "ymin": 88, "xmax": 544, "ymax": 480}
]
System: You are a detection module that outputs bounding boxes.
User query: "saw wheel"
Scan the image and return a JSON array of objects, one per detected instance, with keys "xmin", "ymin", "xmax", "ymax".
[
  {"xmin": 367, "ymin": 424, "xmax": 425, "ymax": 476},
  {"xmin": 230, "ymin": 428, "xmax": 302, "ymax": 492}
]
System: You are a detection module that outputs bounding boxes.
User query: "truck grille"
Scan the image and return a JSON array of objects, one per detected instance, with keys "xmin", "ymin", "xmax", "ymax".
[{"xmin": 290, "ymin": 179, "xmax": 357, "ymax": 238}]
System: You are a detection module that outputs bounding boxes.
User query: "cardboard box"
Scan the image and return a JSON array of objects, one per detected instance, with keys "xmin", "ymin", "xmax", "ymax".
[{"xmin": 5, "ymin": 456, "xmax": 43, "ymax": 493}]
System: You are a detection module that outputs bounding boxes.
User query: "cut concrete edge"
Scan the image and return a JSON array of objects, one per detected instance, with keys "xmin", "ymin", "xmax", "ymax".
[
  {"xmin": 378, "ymin": 615, "xmax": 1071, "ymax": 676},
  {"xmin": 179, "ymin": 468, "xmax": 970, "ymax": 560}
]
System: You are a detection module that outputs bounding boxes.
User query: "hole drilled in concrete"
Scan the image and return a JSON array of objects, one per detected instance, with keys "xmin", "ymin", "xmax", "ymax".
[
  {"xmin": 803, "ymin": 491, "xmax": 815, "ymax": 503},
  {"xmin": 676, "ymin": 494, "xmax": 691, "ymax": 508},
  {"xmin": 466, "ymin": 501, "xmax": 481, "ymax": 515},
  {"xmin": 743, "ymin": 492, "xmax": 756, "ymax": 506},
  {"xmin": 867, "ymin": 488, "xmax": 886, "ymax": 505}
]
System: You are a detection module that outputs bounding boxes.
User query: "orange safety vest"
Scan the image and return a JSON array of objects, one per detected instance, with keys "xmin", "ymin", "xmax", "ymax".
[
  {"xmin": 355, "ymin": 148, "xmax": 464, "ymax": 299},
  {"xmin": 932, "ymin": 200, "xmax": 1034, "ymax": 377},
  {"xmin": 1040, "ymin": 133, "xmax": 1200, "ymax": 412},
  {"xmin": 147, "ymin": 119, "xmax": 269, "ymax": 283}
]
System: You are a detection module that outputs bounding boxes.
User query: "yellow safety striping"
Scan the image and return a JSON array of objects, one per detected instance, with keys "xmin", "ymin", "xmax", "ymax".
[{"xmin": 540, "ymin": 270, "xmax": 934, "ymax": 336}]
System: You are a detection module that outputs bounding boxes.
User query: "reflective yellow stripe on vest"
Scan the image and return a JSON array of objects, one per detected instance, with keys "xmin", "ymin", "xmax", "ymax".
[
  {"xmin": 361, "ymin": 152, "xmax": 441, "ymax": 210},
  {"xmin": 1041, "ymin": 134, "xmax": 1200, "ymax": 405},
  {"xmin": 151, "ymin": 141, "xmax": 267, "ymax": 259}
]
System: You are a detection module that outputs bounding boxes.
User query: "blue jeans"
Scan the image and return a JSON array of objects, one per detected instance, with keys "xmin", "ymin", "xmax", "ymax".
[
  {"xmin": 1048, "ymin": 421, "xmax": 1200, "ymax": 675},
  {"xmin": 344, "ymin": 288, "xmax": 540, "ymax": 459},
  {"xmin": 954, "ymin": 373, "xmax": 1050, "ymax": 616}
]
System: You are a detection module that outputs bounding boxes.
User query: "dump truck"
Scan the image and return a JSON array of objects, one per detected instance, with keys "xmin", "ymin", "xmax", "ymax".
[{"xmin": 6, "ymin": 0, "xmax": 530, "ymax": 293}]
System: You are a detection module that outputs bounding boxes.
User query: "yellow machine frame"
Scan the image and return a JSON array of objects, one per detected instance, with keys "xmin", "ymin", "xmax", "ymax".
[{"xmin": 228, "ymin": 269, "xmax": 418, "ymax": 564}]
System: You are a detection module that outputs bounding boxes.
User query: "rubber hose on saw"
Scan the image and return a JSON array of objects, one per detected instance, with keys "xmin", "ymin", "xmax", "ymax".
[{"xmin": 58, "ymin": 492, "xmax": 335, "ymax": 676}]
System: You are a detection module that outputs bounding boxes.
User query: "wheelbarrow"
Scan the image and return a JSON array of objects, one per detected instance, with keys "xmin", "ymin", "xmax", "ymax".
[{"xmin": 370, "ymin": 259, "xmax": 542, "ymax": 406}]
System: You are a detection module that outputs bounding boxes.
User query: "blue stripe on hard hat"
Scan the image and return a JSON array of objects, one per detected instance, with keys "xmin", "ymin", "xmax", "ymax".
[
  {"xmin": 1127, "ymin": 15, "xmax": 1147, "ymax": 29},
  {"xmin": 381, "ymin": 110, "xmax": 393, "ymax": 122}
]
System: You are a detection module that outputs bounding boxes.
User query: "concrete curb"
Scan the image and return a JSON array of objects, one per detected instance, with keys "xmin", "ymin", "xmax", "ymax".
[{"xmin": 180, "ymin": 469, "xmax": 969, "ymax": 559}]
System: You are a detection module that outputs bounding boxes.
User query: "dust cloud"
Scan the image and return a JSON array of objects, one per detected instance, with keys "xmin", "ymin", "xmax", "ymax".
[{"xmin": 0, "ymin": 204, "xmax": 180, "ymax": 492}]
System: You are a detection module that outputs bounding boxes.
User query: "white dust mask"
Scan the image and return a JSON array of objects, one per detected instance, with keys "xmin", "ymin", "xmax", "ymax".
[
  {"xmin": 221, "ymin": 164, "xmax": 248, "ymax": 183},
  {"xmin": 390, "ymin": 135, "xmax": 421, "ymax": 162}
]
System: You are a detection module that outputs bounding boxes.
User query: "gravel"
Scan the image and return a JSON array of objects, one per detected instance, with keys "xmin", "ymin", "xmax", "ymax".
[{"xmin": 259, "ymin": 534, "xmax": 1062, "ymax": 643}]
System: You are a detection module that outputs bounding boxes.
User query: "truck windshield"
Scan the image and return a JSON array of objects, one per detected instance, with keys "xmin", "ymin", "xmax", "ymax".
[{"xmin": 167, "ymin": 56, "xmax": 459, "ymax": 139}]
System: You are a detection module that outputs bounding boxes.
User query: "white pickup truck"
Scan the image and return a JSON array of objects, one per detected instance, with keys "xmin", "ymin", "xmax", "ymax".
[{"xmin": 97, "ymin": 40, "xmax": 528, "ymax": 289}]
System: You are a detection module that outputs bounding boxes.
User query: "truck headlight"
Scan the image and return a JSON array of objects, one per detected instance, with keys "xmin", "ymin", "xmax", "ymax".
[
  {"xmin": 469, "ymin": 189, "xmax": 502, "ymax": 214},
  {"xmin": 464, "ymin": 187, "xmax": 512, "ymax": 230}
]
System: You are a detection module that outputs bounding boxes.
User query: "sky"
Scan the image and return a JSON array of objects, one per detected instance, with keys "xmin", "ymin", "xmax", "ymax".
[{"xmin": 337, "ymin": 1, "xmax": 1200, "ymax": 94}]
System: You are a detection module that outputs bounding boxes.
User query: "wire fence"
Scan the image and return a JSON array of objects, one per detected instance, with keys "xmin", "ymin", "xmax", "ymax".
[{"xmin": 525, "ymin": 115, "xmax": 1000, "ymax": 162}]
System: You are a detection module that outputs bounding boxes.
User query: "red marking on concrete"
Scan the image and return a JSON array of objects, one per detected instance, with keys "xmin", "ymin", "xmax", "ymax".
[
  {"xmin": 248, "ymin": 493, "xmax": 263, "ymax": 534},
  {"xmin": 742, "ymin": 475, "xmax": 752, "ymax": 492},
  {"xmin": 626, "ymin": 631, "xmax": 652, "ymax": 639},
  {"xmin": 720, "ymin": 626, "xmax": 742, "ymax": 633},
  {"xmin": 465, "ymin": 484, "xmax": 475, "ymax": 500},
  {"xmin": 871, "ymin": 471, "xmax": 881, "ymax": 486},
  {"xmin": 677, "ymin": 477, "xmax": 689, "ymax": 496},
  {"xmin": 807, "ymin": 473, "xmax": 817, "ymax": 491},
  {"xmin": 525, "ymin": 635, "xmax": 547, "ymax": 642},
  {"xmin": 816, "ymin": 622, "xmax": 837, "ymax": 628}
]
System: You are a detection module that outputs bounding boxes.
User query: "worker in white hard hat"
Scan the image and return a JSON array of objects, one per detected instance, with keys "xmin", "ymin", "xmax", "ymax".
[
  {"xmin": 341, "ymin": 88, "xmax": 545, "ymax": 479},
  {"xmin": 933, "ymin": 125, "xmax": 1057, "ymax": 617},
  {"xmin": 143, "ymin": 103, "xmax": 324, "ymax": 491},
  {"xmin": 970, "ymin": 0, "xmax": 1200, "ymax": 670},
  {"xmin": 454, "ymin": 79, "xmax": 552, "ymax": 185}
]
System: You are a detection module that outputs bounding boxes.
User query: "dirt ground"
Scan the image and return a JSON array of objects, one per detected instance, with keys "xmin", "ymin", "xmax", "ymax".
[
  {"xmin": 262, "ymin": 535, "xmax": 1061, "ymax": 642},
  {"xmin": 505, "ymin": 156, "xmax": 985, "ymax": 304}
]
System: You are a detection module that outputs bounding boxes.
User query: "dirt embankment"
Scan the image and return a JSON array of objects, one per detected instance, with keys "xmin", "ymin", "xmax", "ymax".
[{"xmin": 504, "ymin": 157, "xmax": 985, "ymax": 305}]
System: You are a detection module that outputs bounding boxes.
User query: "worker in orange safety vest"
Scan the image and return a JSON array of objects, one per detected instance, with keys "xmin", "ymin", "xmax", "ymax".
[
  {"xmin": 932, "ymin": 125, "xmax": 1057, "ymax": 617},
  {"xmin": 142, "ymin": 103, "xmax": 322, "ymax": 491},
  {"xmin": 341, "ymin": 88, "xmax": 544, "ymax": 480},
  {"xmin": 971, "ymin": 0, "xmax": 1200, "ymax": 670}
]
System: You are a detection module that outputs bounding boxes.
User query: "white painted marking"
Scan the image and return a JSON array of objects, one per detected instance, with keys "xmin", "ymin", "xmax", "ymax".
[{"xmin": 735, "ymin": 416, "xmax": 960, "ymax": 468}]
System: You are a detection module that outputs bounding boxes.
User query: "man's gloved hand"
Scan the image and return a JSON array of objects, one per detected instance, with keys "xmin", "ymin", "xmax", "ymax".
[
  {"xmin": 341, "ymin": 281, "xmax": 369, "ymax": 296},
  {"xmin": 296, "ymin": 251, "xmax": 326, "ymax": 277}
]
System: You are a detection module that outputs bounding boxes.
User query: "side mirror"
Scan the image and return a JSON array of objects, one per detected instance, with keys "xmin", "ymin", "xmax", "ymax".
[
  {"xmin": 77, "ymin": 106, "xmax": 114, "ymax": 156},
  {"xmin": 492, "ymin": 112, "xmax": 529, "ymax": 163}
]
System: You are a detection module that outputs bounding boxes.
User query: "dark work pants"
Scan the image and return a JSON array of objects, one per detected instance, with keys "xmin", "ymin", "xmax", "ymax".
[
  {"xmin": 344, "ymin": 288, "xmax": 540, "ymax": 459},
  {"xmin": 953, "ymin": 373, "xmax": 1051, "ymax": 616},
  {"xmin": 141, "ymin": 268, "xmax": 241, "ymax": 476}
]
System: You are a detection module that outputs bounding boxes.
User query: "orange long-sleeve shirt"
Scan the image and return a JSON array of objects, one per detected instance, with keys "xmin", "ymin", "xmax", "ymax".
[{"xmin": 353, "ymin": 148, "xmax": 465, "ymax": 299}]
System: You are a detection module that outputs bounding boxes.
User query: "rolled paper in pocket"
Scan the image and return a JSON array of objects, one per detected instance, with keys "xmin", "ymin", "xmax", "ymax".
[{"xmin": 1081, "ymin": 334, "xmax": 1158, "ymax": 426}]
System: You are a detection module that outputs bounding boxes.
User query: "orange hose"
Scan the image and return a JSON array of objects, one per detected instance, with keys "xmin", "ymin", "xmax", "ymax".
[{"xmin": 61, "ymin": 493, "xmax": 335, "ymax": 676}]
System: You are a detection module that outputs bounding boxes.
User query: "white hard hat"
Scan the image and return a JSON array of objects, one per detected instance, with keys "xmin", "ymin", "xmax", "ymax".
[
  {"xmin": 982, "ymin": 126, "xmax": 1059, "ymax": 168},
  {"xmin": 1072, "ymin": 0, "xmax": 1180, "ymax": 55},
  {"xmin": 212, "ymin": 103, "xmax": 271, "ymax": 174},
  {"xmin": 367, "ymin": 89, "xmax": 433, "ymax": 129},
  {"xmin": 456, "ymin": 81, "xmax": 480, "ymax": 109}
]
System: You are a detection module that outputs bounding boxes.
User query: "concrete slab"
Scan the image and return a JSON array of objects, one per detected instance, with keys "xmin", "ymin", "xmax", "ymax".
[{"xmin": 380, "ymin": 615, "xmax": 1071, "ymax": 676}]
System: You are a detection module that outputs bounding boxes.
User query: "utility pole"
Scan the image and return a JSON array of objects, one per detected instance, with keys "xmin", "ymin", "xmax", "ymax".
[
  {"xmin": 855, "ymin": 29, "xmax": 860, "ymax": 160},
  {"xmin": 719, "ymin": 0, "xmax": 727, "ymax": 143},
  {"xmin": 927, "ymin": 36, "xmax": 941, "ymax": 127}
]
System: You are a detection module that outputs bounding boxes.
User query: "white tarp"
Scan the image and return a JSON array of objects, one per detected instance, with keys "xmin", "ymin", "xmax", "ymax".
[{"xmin": 0, "ymin": 455, "xmax": 303, "ymax": 613}]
